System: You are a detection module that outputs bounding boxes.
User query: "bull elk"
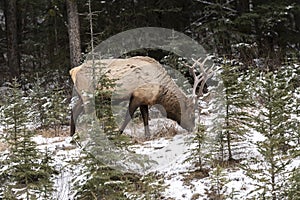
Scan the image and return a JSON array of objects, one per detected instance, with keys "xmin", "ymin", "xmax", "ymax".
[{"xmin": 69, "ymin": 56, "xmax": 213, "ymax": 138}]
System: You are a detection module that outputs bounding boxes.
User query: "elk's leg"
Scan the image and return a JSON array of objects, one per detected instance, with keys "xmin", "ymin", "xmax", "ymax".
[
  {"xmin": 70, "ymin": 97, "xmax": 84, "ymax": 136},
  {"xmin": 119, "ymin": 96, "xmax": 139, "ymax": 134},
  {"xmin": 140, "ymin": 105, "xmax": 150, "ymax": 138},
  {"xmin": 70, "ymin": 111, "xmax": 76, "ymax": 136}
]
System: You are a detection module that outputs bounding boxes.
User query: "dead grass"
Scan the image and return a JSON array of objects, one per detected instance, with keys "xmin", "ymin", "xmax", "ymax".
[
  {"xmin": 130, "ymin": 123, "xmax": 180, "ymax": 143},
  {"xmin": 212, "ymin": 158, "xmax": 243, "ymax": 168},
  {"xmin": 36, "ymin": 127, "xmax": 70, "ymax": 138},
  {"xmin": 182, "ymin": 168, "xmax": 210, "ymax": 186},
  {"xmin": 153, "ymin": 124, "xmax": 178, "ymax": 139}
]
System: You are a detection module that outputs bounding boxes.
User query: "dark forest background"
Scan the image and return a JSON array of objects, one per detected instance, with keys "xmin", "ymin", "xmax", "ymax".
[{"xmin": 1, "ymin": 0, "xmax": 300, "ymax": 85}]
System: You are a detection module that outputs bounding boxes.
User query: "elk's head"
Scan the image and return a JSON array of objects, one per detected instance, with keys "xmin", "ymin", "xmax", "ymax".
[
  {"xmin": 180, "ymin": 99, "xmax": 196, "ymax": 131},
  {"xmin": 182, "ymin": 56, "xmax": 216, "ymax": 131}
]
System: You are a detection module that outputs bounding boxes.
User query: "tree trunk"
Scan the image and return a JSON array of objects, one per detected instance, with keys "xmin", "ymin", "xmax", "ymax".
[
  {"xmin": 66, "ymin": 0, "xmax": 81, "ymax": 68},
  {"xmin": 236, "ymin": 0, "xmax": 250, "ymax": 14},
  {"xmin": 4, "ymin": 0, "xmax": 20, "ymax": 78},
  {"xmin": 66, "ymin": 0, "xmax": 81, "ymax": 136}
]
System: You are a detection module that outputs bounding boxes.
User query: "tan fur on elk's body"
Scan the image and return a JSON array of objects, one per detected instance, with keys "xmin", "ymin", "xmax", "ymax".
[
  {"xmin": 70, "ymin": 56, "xmax": 195, "ymax": 137},
  {"xmin": 130, "ymin": 84, "xmax": 182, "ymax": 123}
]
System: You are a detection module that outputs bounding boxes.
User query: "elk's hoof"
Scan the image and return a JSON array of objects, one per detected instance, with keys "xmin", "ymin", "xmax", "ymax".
[{"xmin": 145, "ymin": 134, "xmax": 151, "ymax": 140}]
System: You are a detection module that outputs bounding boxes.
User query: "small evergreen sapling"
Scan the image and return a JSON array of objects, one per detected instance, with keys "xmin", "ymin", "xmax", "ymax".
[
  {"xmin": 46, "ymin": 86, "xmax": 68, "ymax": 136},
  {"xmin": 287, "ymin": 167, "xmax": 300, "ymax": 199},
  {"xmin": 30, "ymin": 72, "xmax": 69, "ymax": 136},
  {"xmin": 71, "ymin": 70, "xmax": 130, "ymax": 199},
  {"xmin": 72, "ymin": 151, "xmax": 129, "ymax": 200},
  {"xmin": 185, "ymin": 123, "xmax": 209, "ymax": 171},
  {"xmin": 205, "ymin": 164, "xmax": 229, "ymax": 200},
  {"xmin": 29, "ymin": 74, "xmax": 48, "ymax": 129},
  {"xmin": 72, "ymin": 63, "xmax": 164, "ymax": 199},
  {"xmin": 209, "ymin": 63, "xmax": 251, "ymax": 162},
  {"xmin": 242, "ymin": 69, "xmax": 296, "ymax": 199},
  {"xmin": 1, "ymin": 79, "xmax": 55, "ymax": 199}
]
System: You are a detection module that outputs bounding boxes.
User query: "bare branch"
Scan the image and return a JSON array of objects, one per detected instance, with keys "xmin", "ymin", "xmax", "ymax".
[{"xmin": 193, "ymin": 0, "xmax": 237, "ymax": 13}]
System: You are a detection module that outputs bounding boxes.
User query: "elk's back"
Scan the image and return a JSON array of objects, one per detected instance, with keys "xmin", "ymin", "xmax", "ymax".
[{"xmin": 71, "ymin": 56, "xmax": 173, "ymax": 100}]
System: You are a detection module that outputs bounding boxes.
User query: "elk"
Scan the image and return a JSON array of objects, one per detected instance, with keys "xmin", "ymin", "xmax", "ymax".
[{"xmin": 70, "ymin": 56, "xmax": 213, "ymax": 138}]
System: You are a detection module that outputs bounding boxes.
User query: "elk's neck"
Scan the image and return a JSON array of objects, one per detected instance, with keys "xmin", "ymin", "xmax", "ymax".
[{"xmin": 157, "ymin": 86, "xmax": 186, "ymax": 124}]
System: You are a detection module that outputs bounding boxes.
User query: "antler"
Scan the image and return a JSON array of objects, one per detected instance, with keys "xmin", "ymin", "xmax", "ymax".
[{"xmin": 186, "ymin": 56, "xmax": 216, "ymax": 99}]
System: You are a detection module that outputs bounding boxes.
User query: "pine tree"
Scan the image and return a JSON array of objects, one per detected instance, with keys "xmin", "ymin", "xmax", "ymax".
[
  {"xmin": 38, "ymin": 147, "xmax": 56, "ymax": 199},
  {"xmin": 2, "ymin": 80, "xmax": 29, "ymax": 149},
  {"xmin": 72, "ymin": 61, "xmax": 162, "ymax": 199},
  {"xmin": 294, "ymin": 86, "xmax": 300, "ymax": 146},
  {"xmin": 242, "ymin": 68, "xmax": 296, "ymax": 199},
  {"xmin": 72, "ymin": 71, "xmax": 150, "ymax": 199},
  {"xmin": 206, "ymin": 66, "xmax": 226, "ymax": 162},
  {"xmin": 287, "ymin": 167, "xmax": 300, "ymax": 199},
  {"xmin": 29, "ymin": 72, "xmax": 69, "ymax": 135},
  {"xmin": 209, "ymin": 62, "xmax": 252, "ymax": 162},
  {"xmin": 288, "ymin": 65, "xmax": 300, "ymax": 148},
  {"xmin": 70, "ymin": 59, "xmax": 129, "ymax": 198},
  {"xmin": 72, "ymin": 149, "xmax": 165, "ymax": 199},
  {"xmin": 30, "ymin": 74, "xmax": 48, "ymax": 129},
  {"xmin": 1, "ymin": 79, "xmax": 55, "ymax": 199},
  {"xmin": 95, "ymin": 71, "xmax": 117, "ymax": 134},
  {"xmin": 205, "ymin": 164, "xmax": 229, "ymax": 200},
  {"xmin": 72, "ymin": 151, "xmax": 129, "ymax": 200},
  {"xmin": 191, "ymin": 0, "xmax": 237, "ymax": 55},
  {"xmin": 72, "ymin": 120, "xmax": 160, "ymax": 199},
  {"xmin": 185, "ymin": 123, "xmax": 209, "ymax": 172},
  {"xmin": 35, "ymin": 71, "xmax": 69, "ymax": 136},
  {"xmin": 47, "ymin": 85, "xmax": 68, "ymax": 136}
]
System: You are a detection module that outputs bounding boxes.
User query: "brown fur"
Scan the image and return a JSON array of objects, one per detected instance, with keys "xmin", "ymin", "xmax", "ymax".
[{"xmin": 70, "ymin": 56, "xmax": 195, "ymax": 138}]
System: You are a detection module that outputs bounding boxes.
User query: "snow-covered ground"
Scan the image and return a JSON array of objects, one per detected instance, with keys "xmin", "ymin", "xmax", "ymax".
[
  {"xmin": 1, "ymin": 110, "xmax": 299, "ymax": 199},
  {"xmin": 12, "ymin": 120, "xmax": 291, "ymax": 200}
]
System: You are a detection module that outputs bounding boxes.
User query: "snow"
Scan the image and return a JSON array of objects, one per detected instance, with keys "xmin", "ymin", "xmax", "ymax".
[
  {"xmin": 30, "ymin": 115, "xmax": 300, "ymax": 199},
  {"xmin": 1, "ymin": 123, "xmax": 298, "ymax": 200},
  {"xmin": 25, "ymin": 134, "xmax": 80, "ymax": 199},
  {"xmin": 164, "ymin": 175, "xmax": 196, "ymax": 200},
  {"xmin": 1, "ymin": 91, "xmax": 299, "ymax": 199},
  {"xmin": 129, "ymin": 134, "xmax": 193, "ymax": 173}
]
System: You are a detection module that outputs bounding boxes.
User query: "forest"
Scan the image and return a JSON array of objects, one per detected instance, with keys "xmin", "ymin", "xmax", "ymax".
[{"xmin": 0, "ymin": 0, "xmax": 299, "ymax": 199}]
